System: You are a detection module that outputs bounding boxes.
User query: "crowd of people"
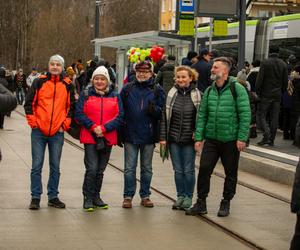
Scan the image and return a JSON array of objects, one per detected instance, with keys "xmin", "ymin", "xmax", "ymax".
[{"xmin": 0, "ymin": 46, "xmax": 300, "ymax": 249}]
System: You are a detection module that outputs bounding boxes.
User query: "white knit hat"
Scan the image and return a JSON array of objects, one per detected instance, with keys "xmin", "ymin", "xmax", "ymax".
[
  {"xmin": 91, "ymin": 66, "xmax": 110, "ymax": 82},
  {"xmin": 49, "ymin": 54, "xmax": 65, "ymax": 68}
]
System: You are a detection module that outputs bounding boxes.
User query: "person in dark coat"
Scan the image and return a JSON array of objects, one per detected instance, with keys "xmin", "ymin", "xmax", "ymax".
[
  {"xmin": 290, "ymin": 154, "xmax": 300, "ymax": 250},
  {"xmin": 154, "ymin": 55, "xmax": 176, "ymax": 94},
  {"xmin": 247, "ymin": 60, "xmax": 260, "ymax": 92},
  {"xmin": 191, "ymin": 48, "xmax": 212, "ymax": 92},
  {"xmin": 290, "ymin": 65, "xmax": 300, "ymax": 145},
  {"xmin": 14, "ymin": 68, "xmax": 28, "ymax": 105},
  {"xmin": 256, "ymin": 47, "xmax": 288, "ymax": 146},
  {"xmin": 0, "ymin": 68, "xmax": 10, "ymax": 129},
  {"xmin": 0, "ymin": 82, "xmax": 17, "ymax": 161},
  {"xmin": 182, "ymin": 51, "xmax": 198, "ymax": 66},
  {"xmin": 120, "ymin": 60, "xmax": 165, "ymax": 209}
]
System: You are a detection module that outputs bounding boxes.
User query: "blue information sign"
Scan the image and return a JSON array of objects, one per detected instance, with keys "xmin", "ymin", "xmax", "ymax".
[{"xmin": 179, "ymin": 0, "xmax": 194, "ymax": 13}]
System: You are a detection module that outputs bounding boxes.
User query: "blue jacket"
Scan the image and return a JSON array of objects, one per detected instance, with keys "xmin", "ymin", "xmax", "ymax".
[{"xmin": 120, "ymin": 77, "xmax": 165, "ymax": 144}]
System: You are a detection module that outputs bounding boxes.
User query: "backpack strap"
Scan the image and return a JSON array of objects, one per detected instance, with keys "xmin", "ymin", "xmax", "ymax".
[{"xmin": 230, "ymin": 81, "xmax": 237, "ymax": 101}]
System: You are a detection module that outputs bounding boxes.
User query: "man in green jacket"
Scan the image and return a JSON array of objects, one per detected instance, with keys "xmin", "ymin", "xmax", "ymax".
[{"xmin": 186, "ymin": 57, "xmax": 251, "ymax": 217}]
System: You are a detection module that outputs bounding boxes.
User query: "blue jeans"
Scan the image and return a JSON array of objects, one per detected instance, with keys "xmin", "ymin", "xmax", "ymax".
[
  {"xmin": 169, "ymin": 143, "xmax": 195, "ymax": 198},
  {"xmin": 30, "ymin": 128, "xmax": 64, "ymax": 200},
  {"xmin": 83, "ymin": 144, "xmax": 112, "ymax": 199},
  {"xmin": 123, "ymin": 143, "xmax": 155, "ymax": 199}
]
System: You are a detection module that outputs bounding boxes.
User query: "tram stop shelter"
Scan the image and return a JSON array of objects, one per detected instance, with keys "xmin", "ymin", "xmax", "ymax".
[{"xmin": 92, "ymin": 30, "xmax": 192, "ymax": 91}]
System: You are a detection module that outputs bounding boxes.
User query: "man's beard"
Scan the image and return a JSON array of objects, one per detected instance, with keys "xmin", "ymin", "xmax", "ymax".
[{"xmin": 210, "ymin": 72, "xmax": 222, "ymax": 81}]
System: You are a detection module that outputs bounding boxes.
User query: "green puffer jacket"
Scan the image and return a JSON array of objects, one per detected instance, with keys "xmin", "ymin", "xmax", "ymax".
[{"xmin": 195, "ymin": 77, "xmax": 251, "ymax": 142}]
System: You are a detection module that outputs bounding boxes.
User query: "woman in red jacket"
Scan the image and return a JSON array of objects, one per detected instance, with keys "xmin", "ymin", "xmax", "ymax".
[{"xmin": 75, "ymin": 66, "xmax": 124, "ymax": 212}]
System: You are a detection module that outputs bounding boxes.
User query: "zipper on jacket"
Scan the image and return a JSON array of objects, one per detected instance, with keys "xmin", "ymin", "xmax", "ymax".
[
  {"xmin": 100, "ymin": 96, "xmax": 104, "ymax": 125},
  {"xmin": 48, "ymin": 78, "xmax": 57, "ymax": 136}
]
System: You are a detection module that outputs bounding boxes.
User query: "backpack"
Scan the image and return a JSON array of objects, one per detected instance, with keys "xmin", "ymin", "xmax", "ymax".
[
  {"xmin": 206, "ymin": 81, "xmax": 237, "ymax": 101},
  {"xmin": 67, "ymin": 88, "xmax": 89, "ymax": 140}
]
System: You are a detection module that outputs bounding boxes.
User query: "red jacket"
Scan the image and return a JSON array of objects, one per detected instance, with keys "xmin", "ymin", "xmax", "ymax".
[{"xmin": 75, "ymin": 87, "xmax": 123, "ymax": 146}]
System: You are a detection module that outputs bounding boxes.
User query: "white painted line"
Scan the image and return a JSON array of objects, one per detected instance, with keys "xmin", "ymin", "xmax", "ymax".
[{"xmin": 248, "ymin": 145, "xmax": 299, "ymax": 162}]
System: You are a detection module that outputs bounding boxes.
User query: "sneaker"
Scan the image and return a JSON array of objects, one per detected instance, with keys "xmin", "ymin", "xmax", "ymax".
[
  {"xmin": 185, "ymin": 199, "xmax": 207, "ymax": 216},
  {"xmin": 141, "ymin": 198, "xmax": 154, "ymax": 207},
  {"xmin": 83, "ymin": 198, "xmax": 94, "ymax": 212},
  {"xmin": 172, "ymin": 196, "xmax": 184, "ymax": 210},
  {"xmin": 93, "ymin": 197, "xmax": 108, "ymax": 209},
  {"xmin": 180, "ymin": 197, "xmax": 192, "ymax": 211},
  {"xmin": 217, "ymin": 199, "xmax": 230, "ymax": 217},
  {"xmin": 48, "ymin": 198, "xmax": 66, "ymax": 209},
  {"xmin": 122, "ymin": 198, "xmax": 132, "ymax": 208},
  {"xmin": 29, "ymin": 198, "xmax": 40, "ymax": 210}
]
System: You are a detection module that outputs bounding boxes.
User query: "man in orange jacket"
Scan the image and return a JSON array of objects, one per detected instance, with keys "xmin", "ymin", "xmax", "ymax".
[{"xmin": 24, "ymin": 54, "xmax": 74, "ymax": 210}]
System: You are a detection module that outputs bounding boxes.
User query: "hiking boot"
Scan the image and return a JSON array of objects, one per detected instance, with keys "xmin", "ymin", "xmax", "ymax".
[
  {"xmin": 172, "ymin": 196, "xmax": 184, "ymax": 210},
  {"xmin": 141, "ymin": 198, "xmax": 154, "ymax": 207},
  {"xmin": 180, "ymin": 197, "xmax": 192, "ymax": 211},
  {"xmin": 122, "ymin": 198, "xmax": 132, "ymax": 208},
  {"xmin": 93, "ymin": 197, "xmax": 108, "ymax": 209},
  {"xmin": 83, "ymin": 198, "xmax": 94, "ymax": 212},
  {"xmin": 185, "ymin": 199, "xmax": 207, "ymax": 216},
  {"xmin": 217, "ymin": 199, "xmax": 230, "ymax": 217},
  {"xmin": 29, "ymin": 198, "xmax": 40, "ymax": 210},
  {"xmin": 48, "ymin": 198, "xmax": 66, "ymax": 209}
]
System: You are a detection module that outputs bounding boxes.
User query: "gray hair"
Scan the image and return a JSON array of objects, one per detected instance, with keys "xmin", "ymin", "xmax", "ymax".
[{"xmin": 49, "ymin": 54, "xmax": 65, "ymax": 68}]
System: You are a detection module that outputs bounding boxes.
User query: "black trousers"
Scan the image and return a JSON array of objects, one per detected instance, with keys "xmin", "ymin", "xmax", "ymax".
[
  {"xmin": 197, "ymin": 139, "xmax": 240, "ymax": 200},
  {"xmin": 83, "ymin": 144, "xmax": 112, "ymax": 199},
  {"xmin": 0, "ymin": 114, "xmax": 4, "ymax": 129},
  {"xmin": 291, "ymin": 214, "xmax": 300, "ymax": 250},
  {"xmin": 258, "ymin": 99, "xmax": 280, "ymax": 142}
]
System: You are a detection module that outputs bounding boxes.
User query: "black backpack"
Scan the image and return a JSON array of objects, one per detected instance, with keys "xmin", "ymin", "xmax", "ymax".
[{"xmin": 67, "ymin": 89, "xmax": 89, "ymax": 140}]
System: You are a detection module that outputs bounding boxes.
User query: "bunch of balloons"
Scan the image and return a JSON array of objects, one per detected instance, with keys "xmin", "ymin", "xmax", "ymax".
[
  {"xmin": 126, "ymin": 45, "xmax": 165, "ymax": 64},
  {"xmin": 150, "ymin": 45, "xmax": 165, "ymax": 63}
]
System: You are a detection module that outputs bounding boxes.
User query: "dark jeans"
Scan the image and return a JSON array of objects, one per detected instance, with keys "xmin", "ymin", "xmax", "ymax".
[
  {"xmin": 15, "ymin": 88, "xmax": 24, "ymax": 105},
  {"xmin": 291, "ymin": 214, "xmax": 300, "ymax": 250},
  {"xmin": 258, "ymin": 99, "xmax": 280, "ymax": 142},
  {"xmin": 197, "ymin": 139, "xmax": 240, "ymax": 201},
  {"xmin": 83, "ymin": 144, "xmax": 112, "ymax": 199}
]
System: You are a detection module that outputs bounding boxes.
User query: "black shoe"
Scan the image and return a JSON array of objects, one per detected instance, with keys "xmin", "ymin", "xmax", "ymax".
[
  {"xmin": 185, "ymin": 199, "xmax": 207, "ymax": 216},
  {"xmin": 48, "ymin": 198, "xmax": 66, "ymax": 209},
  {"xmin": 257, "ymin": 139, "xmax": 271, "ymax": 146},
  {"xmin": 268, "ymin": 141, "xmax": 274, "ymax": 146},
  {"xmin": 93, "ymin": 197, "xmax": 108, "ymax": 209},
  {"xmin": 29, "ymin": 198, "xmax": 40, "ymax": 210},
  {"xmin": 217, "ymin": 199, "xmax": 230, "ymax": 217}
]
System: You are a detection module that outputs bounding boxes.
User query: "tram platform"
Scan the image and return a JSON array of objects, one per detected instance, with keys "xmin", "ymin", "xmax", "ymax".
[{"xmin": 0, "ymin": 107, "xmax": 296, "ymax": 249}]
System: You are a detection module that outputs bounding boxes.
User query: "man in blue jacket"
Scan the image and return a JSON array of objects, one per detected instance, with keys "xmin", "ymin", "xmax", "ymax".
[{"xmin": 120, "ymin": 60, "xmax": 165, "ymax": 208}]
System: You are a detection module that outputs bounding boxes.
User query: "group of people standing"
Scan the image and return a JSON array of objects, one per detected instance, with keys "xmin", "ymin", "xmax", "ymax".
[{"xmin": 21, "ymin": 52, "xmax": 251, "ymax": 220}]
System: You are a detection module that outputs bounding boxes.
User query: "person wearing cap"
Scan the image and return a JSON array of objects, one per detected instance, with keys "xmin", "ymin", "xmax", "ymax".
[
  {"xmin": 14, "ymin": 68, "xmax": 27, "ymax": 105},
  {"xmin": 191, "ymin": 48, "xmax": 212, "ymax": 92},
  {"xmin": 24, "ymin": 54, "xmax": 74, "ymax": 210},
  {"xmin": 26, "ymin": 67, "xmax": 40, "ymax": 87},
  {"xmin": 186, "ymin": 57, "xmax": 250, "ymax": 217},
  {"xmin": 120, "ymin": 60, "xmax": 165, "ymax": 208},
  {"xmin": 75, "ymin": 66, "xmax": 124, "ymax": 212}
]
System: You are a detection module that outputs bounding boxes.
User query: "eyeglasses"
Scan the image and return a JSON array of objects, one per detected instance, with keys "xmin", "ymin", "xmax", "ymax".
[{"xmin": 136, "ymin": 70, "xmax": 151, "ymax": 74}]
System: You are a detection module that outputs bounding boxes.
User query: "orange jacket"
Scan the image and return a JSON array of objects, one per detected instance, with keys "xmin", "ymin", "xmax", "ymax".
[{"xmin": 24, "ymin": 73, "xmax": 74, "ymax": 136}]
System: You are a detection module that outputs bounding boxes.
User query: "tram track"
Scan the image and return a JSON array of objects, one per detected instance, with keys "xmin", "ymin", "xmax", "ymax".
[
  {"xmin": 64, "ymin": 137, "xmax": 265, "ymax": 250},
  {"xmin": 15, "ymin": 110, "xmax": 285, "ymax": 249}
]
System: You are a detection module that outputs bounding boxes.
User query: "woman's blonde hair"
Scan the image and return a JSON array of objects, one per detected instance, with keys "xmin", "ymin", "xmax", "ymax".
[{"xmin": 175, "ymin": 66, "xmax": 198, "ymax": 82}]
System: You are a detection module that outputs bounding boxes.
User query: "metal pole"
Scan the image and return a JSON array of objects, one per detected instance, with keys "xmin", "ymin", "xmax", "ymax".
[
  {"xmin": 194, "ymin": 17, "xmax": 198, "ymax": 52},
  {"xmin": 209, "ymin": 18, "xmax": 213, "ymax": 51},
  {"xmin": 95, "ymin": 1, "xmax": 100, "ymax": 38},
  {"xmin": 238, "ymin": 0, "xmax": 246, "ymax": 71}
]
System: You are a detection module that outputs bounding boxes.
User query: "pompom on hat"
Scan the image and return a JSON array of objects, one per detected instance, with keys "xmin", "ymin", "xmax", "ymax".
[{"xmin": 91, "ymin": 66, "xmax": 110, "ymax": 83}]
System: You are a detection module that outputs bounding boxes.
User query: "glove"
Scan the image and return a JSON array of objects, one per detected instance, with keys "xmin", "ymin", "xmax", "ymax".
[{"xmin": 147, "ymin": 101, "xmax": 156, "ymax": 115}]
